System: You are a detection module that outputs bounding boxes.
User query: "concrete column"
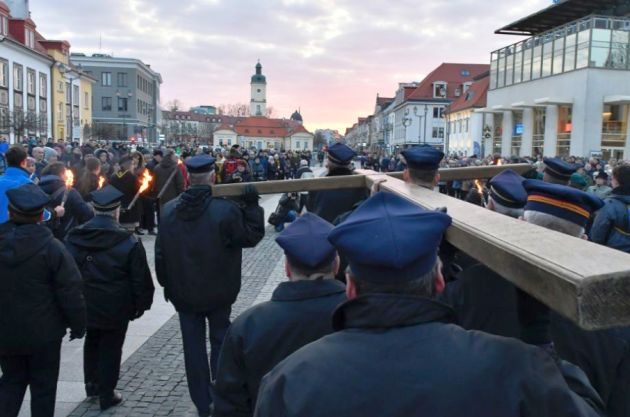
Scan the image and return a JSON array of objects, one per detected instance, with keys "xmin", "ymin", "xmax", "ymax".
[
  {"xmin": 543, "ymin": 105, "xmax": 559, "ymax": 157},
  {"xmin": 521, "ymin": 108, "xmax": 534, "ymax": 157},
  {"xmin": 501, "ymin": 111, "xmax": 513, "ymax": 158}
]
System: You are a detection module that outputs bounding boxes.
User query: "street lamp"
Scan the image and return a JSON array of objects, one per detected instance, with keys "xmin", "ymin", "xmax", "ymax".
[
  {"xmin": 402, "ymin": 109, "xmax": 412, "ymax": 146},
  {"xmin": 56, "ymin": 63, "xmax": 82, "ymax": 142},
  {"xmin": 413, "ymin": 104, "xmax": 429, "ymax": 145}
]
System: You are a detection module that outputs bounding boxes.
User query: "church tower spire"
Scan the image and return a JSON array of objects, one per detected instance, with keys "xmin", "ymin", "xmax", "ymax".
[{"xmin": 250, "ymin": 60, "xmax": 267, "ymax": 117}]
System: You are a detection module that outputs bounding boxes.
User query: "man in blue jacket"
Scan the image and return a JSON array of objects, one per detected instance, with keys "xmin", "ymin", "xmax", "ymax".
[{"xmin": 591, "ymin": 164, "xmax": 630, "ymax": 253}]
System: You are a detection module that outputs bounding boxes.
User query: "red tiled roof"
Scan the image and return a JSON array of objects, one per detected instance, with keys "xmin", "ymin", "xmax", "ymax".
[
  {"xmin": 407, "ymin": 63, "xmax": 490, "ymax": 101},
  {"xmin": 231, "ymin": 117, "xmax": 311, "ymax": 138},
  {"xmin": 377, "ymin": 96, "xmax": 394, "ymax": 106},
  {"xmin": 214, "ymin": 123, "xmax": 235, "ymax": 132},
  {"xmin": 0, "ymin": 1, "xmax": 10, "ymax": 14},
  {"xmin": 447, "ymin": 75, "xmax": 490, "ymax": 114}
]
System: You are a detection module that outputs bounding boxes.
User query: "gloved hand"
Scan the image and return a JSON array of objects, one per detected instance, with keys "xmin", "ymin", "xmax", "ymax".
[
  {"xmin": 241, "ymin": 184, "xmax": 260, "ymax": 206},
  {"xmin": 163, "ymin": 288, "xmax": 170, "ymax": 303},
  {"xmin": 70, "ymin": 328, "xmax": 86, "ymax": 341}
]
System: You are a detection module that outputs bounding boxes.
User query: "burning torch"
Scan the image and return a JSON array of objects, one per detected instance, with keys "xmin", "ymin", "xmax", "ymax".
[
  {"xmin": 61, "ymin": 170, "xmax": 75, "ymax": 207},
  {"xmin": 126, "ymin": 170, "xmax": 153, "ymax": 211},
  {"xmin": 98, "ymin": 176, "xmax": 106, "ymax": 189},
  {"xmin": 474, "ymin": 179, "xmax": 487, "ymax": 208}
]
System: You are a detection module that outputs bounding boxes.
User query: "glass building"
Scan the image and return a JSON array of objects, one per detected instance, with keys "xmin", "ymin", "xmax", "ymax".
[{"xmin": 484, "ymin": 2, "xmax": 630, "ymax": 159}]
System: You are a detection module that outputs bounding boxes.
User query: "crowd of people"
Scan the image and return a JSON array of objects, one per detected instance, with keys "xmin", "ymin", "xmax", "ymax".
[{"xmin": 1, "ymin": 137, "xmax": 630, "ymax": 417}]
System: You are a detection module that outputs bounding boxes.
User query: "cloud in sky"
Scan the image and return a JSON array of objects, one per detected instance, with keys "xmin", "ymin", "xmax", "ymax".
[{"xmin": 31, "ymin": 0, "xmax": 550, "ymax": 132}]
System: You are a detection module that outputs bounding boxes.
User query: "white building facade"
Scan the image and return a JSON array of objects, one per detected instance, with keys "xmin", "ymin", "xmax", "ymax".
[
  {"xmin": 250, "ymin": 62, "xmax": 267, "ymax": 116},
  {"xmin": 486, "ymin": 11, "xmax": 630, "ymax": 160}
]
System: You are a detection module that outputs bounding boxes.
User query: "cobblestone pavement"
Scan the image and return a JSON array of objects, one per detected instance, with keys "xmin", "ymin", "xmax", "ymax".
[{"xmin": 67, "ymin": 224, "xmax": 286, "ymax": 417}]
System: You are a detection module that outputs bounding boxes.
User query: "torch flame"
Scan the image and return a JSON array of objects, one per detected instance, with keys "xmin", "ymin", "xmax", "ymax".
[
  {"xmin": 98, "ymin": 176, "xmax": 105, "ymax": 189},
  {"xmin": 65, "ymin": 170, "xmax": 75, "ymax": 189},
  {"xmin": 177, "ymin": 159, "xmax": 183, "ymax": 166},
  {"xmin": 474, "ymin": 179, "xmax": 484, "ymax": 195},
  {"xmin": 138, "ymin": 170, "xmax": 153, "ymax": 195},
  {"xmin": 497, "ymin": 159, "xmax": 503, "ymax": 166}
]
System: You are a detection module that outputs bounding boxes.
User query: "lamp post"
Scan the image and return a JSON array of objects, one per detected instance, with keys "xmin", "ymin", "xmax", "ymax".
[
  {"xmin": 402, "ymin": 108, "xmax": 412, "ymax": 147},
  {"xmin": 414, "ymin": 104, "xmax": 429, "ymax": 145},
  {"xmin": 56, "ymin": 63, "xmax": 82, "ymax": 143}
]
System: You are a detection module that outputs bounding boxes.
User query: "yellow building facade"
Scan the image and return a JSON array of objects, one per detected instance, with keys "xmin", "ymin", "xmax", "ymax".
[{"xmin": 41, "ymin": 40, "xmax": 94, "ymax": 144}]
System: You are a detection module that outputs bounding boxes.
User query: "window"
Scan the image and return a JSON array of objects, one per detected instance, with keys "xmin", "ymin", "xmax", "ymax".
[
  {"xmin": 24, "ymin": 29, "xmax": 35, "ymax": 48},
  {"xmin": 13, "ymin": 64, "xmax": 23, "ymax": 91},
  {"xmin": 84, "ymin": 92, "xmax": 89, "ymax": 109},
  {"xmin": 0, "ymin": 60, "xmax": 7, "ymax": 88},
  {"xmin": 39, "ymin": 73, "xmax": 47, "ymax": 98},
  {"xmin": 0, "ymin": 16, "xmax": 8, "ymax": 36},
  {"xmin": 73, "ymin": 85, "xmax": 79, "ymax": 105},
  {"xmin": 433, "ymin": 82, "xmax": 447, "ymax": 98},
  {"xmin": 58, "ymin": 102, "xmax": 63, "ymax": 121},
  {"xmin": 117, "ymin": 72, "xmax": 128, "ymax": 87},
  {"xmin": 102, "ymin": 97, "xmax": 112, "ymax": 111},
  {"xmin": 118, "ymin": 97, "xmax": 128, "ymax": 112},
  {"xmin": 432, "ymin": 127, "xmax": 445, "ymax": 139},
  {"xmin": 296, "ymin": 141, "xmax": 301, "ymax": 149},
  {"xmin": 464, "ymin": 118, "xmax": 469, "ymax": 132},
  {"xmin": 433, "ymin": 107, "xmax": 444, "ymax": 119},
  {"xmin": 101, "ymin": 72, "xmax": 112, "ymax": 86},
  {"xmin": 65, "ymin": 82, "xmax": 71, "ymax": 102},
  {"xmin": 26, "ymin": 69, "xmax": 35, "ymax": 95}
]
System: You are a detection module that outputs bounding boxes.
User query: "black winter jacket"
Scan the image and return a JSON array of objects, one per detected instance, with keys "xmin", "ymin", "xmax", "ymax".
[
  {"xmin": 255, "ymin": 294, "xmax": 603, "ymax": 417},
  {"xmin": 214, "ymin": 279, "xmax": 346, "ymax": 417},
  {"xmin": 155, "ymin": 186, "xmax": 264, "ymax": 313},
  {"xmin": 0, "ymin": 222, "xmax": 86, "ymax": 354},
  {"xmin": 66, "ymin": 216, "xmax": 155, "ymax": 329},
  {"xmin": 306, "ymin": 167, "xmax": 368, "ymax": 223},
  {"xmin": 109, "ymin": 170, "xmax": 140, "ymax": 224},
  {"xmin": 39, "ymin": 175, "xmax": 94, "ymax": 240}
]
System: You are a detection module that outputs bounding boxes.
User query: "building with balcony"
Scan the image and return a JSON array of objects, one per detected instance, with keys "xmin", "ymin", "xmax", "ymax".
[
  {"xmin": 484, "ymin": 0, "xmax": 630, "ymax": 159},
  {"xmin": 70, "ymin": 53, "xmax": 162, "ymax": 143}
]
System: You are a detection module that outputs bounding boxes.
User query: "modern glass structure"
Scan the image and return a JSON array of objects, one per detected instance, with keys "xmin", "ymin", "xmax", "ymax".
[{"xmin": 490, "ymin": 15, "xmax": 630, "ymax": 90}]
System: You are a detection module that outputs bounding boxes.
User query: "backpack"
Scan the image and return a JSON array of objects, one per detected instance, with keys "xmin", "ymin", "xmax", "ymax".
[
  {"xmin": 609, "ymin": 198, "xmax": 630, "ymax": 237},
  {"xmin": 222, "ymin": 159, "xmax": 240, "ymax": 183}
]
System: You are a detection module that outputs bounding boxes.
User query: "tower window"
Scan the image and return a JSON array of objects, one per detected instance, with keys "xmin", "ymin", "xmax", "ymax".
[{"xmin": 257, "ymin": 89, "xmax": 261, "ymax": 93}]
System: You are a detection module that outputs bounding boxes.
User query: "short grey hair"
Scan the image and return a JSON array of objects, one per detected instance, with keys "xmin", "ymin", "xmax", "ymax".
[
  {"xmin": 94, "ymin": 207, "xmax": 120, "ymax": 220},
  {"xmin": 189, "ymin": 171, "xmax": 213, "ymax": 186},
  {"xmin": 488, "ymin": 197, "xmax": 524, "ymax": 219},
  {"xmin": 349, "ymin": 260, "xmax": 441, "ymax": 298},
  {"xmin": 287, "ymin": 256, "xmax": 338, "ymax": 281},
  {"xmin": 524, "ymin": 210, "xmax": 584, "ymax": 238}
]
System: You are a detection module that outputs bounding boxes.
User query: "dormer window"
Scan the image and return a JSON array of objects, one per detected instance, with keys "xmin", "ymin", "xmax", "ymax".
[
  {"xmin": 433, "ymin": 82, "xmax": 447, "ymax": 98},
  {"xmin": 463, "ymin": 82, "xmax": 473, "ymax": 93},
  {"xmin": 0, "ymin": 15, "xmax": 8, "ymax": 36},
  {"xmin": 24, "ymin": 29, "xmax": 35, "ymax": 49}
]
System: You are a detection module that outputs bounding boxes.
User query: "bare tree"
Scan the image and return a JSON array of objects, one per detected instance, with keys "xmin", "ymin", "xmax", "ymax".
[
  {"xmin": 265, "ymin": 106, "xmax": 276, "ymax": 118},
  {"xmin": 10, "ymin": 110, "xmax": 27, "ymax": 140},
  {"xmin": 165, "ymin": 99, "xmax": 183, "ymax": 112},
  {"xmin": 217, "ymin": 103, "xmax": 250, "ymax": 117}
]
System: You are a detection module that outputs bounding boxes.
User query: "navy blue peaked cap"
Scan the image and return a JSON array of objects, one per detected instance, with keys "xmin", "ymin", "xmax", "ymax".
[
  {"xmin": 543, "ymin": 157, "xmax": 577, "ymax": 181},
  {"xmin": 328, "ymin": 192, "xmax": 452, "ymax": 283},
  {"xmin": 327, "ymin": 143, "xmax": 356, "ymax": 165},
  {"xmin": 276, "ymin": 213, "xmax": 337, "ymax": 271},
  {"xmin": 185, "ymin": 155, "xmax": 216, "ymax": 174},
  {"xmin": 7, "ymin": 183, "xmax": 50, "ymax": 215},
  {"xmin": 91, "ymin": 185, "xmax": 124, "ymax": 211},
  {"xmin": 523, "ymin": 179, "xmax": 604, "ymax": 228},
  {"xmin": 401, "ymin": 146, "xmax": 444, "ymax": 170},
  {"xmin": 488, "ymin": 169, "xmax": 527, "ymax": 209}
]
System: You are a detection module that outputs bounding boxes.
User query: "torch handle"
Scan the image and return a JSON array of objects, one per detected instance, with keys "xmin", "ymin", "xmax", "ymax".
[
  {"xmin": 61, "ymin": 189, "xmax": 70, "ymax": 208},
  {"xmin": 126, "ymin": 192, "xmax": 141, "ymax": 211}
]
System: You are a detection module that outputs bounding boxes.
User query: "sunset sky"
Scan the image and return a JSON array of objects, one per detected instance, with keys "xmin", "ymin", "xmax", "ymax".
[{"xmin": 33, "ymin": 0, "xmax": 552, "ymax": 132}]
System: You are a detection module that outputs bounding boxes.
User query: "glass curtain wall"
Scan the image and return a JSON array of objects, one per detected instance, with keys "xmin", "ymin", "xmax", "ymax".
[
  {"xmin": 532, "ymin": 107, "xmax": 546, "ymax": 157},
  {"xmin": 601, "ymin": 104, "xmax": 628, "ymax": 160},
  {"xmin": 557, "ymin": 105, "xmax": 572, "ymax": 157},
  {"xmin": 493, "ymin": 113, "xmax": 503, "ymax": 155},
  {"xmin": 512, "ymin": 111, "xmax": 523, "ymax": 156},
  {"xmin": 490, "ymin": 16, "xmax": 630, "ymax": 90}
]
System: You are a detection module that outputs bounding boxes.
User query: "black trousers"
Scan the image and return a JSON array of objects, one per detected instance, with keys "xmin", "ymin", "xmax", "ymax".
[
  {"xmin": 141, "ymin": 197, "xmax": 156, "ymax": 231},
  {"xmin": 83, "ymin": 324, "xmax": 128, "ymax": 399},
  {"xmin": 0, "ymin": 340, "xmax": 62, "ymax": 417},
  {"xmin": 178, "ymin": 306, "xmax": 231, "ymax": 415}
]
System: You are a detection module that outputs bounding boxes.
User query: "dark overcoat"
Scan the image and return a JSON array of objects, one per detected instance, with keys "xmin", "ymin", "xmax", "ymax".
[
  {"xmin": 155, "ymin": 186, "xmax": 264, "ymax": 313},
  {"xmin": 213, "ymin": 279, "xmax": 346, "ymax": 417},
  {"xmin": 255, "ymin": 294, "xmax": 602, "ymax": 417},
  {"xmin": 65, "ymin": 215, "xmax": 155, "ymax": 329},
  {"xmin": 0, "ymin": 222, "xmax": 86, "ymax": 354},
  {"xmin": 306, "ymin": 167, "xmax": 368, "ymax": 223}
]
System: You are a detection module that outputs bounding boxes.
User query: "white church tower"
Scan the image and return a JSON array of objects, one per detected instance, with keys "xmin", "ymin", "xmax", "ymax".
[{"xmin": 250, "ymin": 61, "xmax": 267, "ymax": 117}]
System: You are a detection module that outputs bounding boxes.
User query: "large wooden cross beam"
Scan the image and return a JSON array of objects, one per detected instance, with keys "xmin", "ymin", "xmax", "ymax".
[{"xmin": 212, "ymin": 164, "xmax": 630, "ymax": 330}]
